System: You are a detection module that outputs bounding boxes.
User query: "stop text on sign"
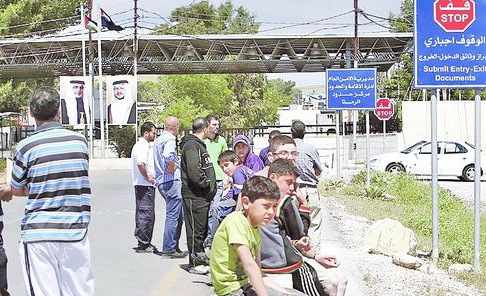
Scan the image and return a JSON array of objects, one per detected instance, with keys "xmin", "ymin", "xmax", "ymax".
[
  {"xmin": 434, "ymin": 0, "xmax": 476, "ymax": 32},
  {"xmin": 374, "ymin": 98, "xmax": 394, "ymax": 121}
]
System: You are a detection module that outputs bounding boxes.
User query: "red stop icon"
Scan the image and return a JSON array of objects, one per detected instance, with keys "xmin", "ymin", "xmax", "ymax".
[
  {"xmin": 434, "ymin": 0, "xmax": 475, "ymax": 32},
  {"xmin": 374, "ymin": 98, "xmax": 394, "ymax": 121}
]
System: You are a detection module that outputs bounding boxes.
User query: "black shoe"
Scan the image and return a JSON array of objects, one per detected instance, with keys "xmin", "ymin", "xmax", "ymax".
[
  {"xmin": 192, "ymin": 252, "xmax": 210, "ymax": 266},
  {"xmin": 156, "ymin": 250, "xmax": 188, "ymax": 258},
  {"xmin": 133, "ymin": 243, "xmax": 158, "ymax": 253}
]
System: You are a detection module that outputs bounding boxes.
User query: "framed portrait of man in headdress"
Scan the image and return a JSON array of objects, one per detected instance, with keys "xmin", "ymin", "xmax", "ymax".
[
  {"xmin": 106, "ymin": 76, "xmax": 136, "ymax": 125},
  {"xmin": 59, "ymin": 76, "xmax": 92, "ymax": 125}
]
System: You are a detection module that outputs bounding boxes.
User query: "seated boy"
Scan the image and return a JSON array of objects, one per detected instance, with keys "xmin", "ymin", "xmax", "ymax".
[
  {"xmin": 206, "ymin": 151, "xmax": 255, "ymax": 249},
  {"xmin": 210, "ymin": 176, "xmax": 279, "ymax": 296},
  {"xmin": 262, "ymin": 159, "xmax": 347, "ymax": 296},
  {"xmin": 219, "ymin": 150, "xmax": 254, "ymax": 211}
]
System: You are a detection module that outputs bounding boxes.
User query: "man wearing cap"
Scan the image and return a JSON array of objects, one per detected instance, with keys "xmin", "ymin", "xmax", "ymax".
[
  {"xmin": 61, "ymin": 80, "xmax": 89, "ymax": 125},
  {"xmin": 232, "ymin": 134, "xmax": 264, "ymax": 172},
  {"xmin": 107, "ymin": 80, "xmax": 136, "ymax": 124}
]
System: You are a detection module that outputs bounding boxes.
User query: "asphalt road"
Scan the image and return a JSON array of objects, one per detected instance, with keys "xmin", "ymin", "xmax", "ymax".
[{"xmin": 3, "ymin": 169, "xmax": 212, "ymax": 295}]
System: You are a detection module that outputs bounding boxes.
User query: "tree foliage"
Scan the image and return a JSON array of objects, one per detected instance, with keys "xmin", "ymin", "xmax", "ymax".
[
  {"xmin": 154, "ymin": 1, "xmax": 258, "ymax": 35},
  {"xmin": 0, "ymin": 0, "xmax": 80, "ymax": 113},
  {"xmin": 108, "ymin": 125, "xmax": 136, "ymax": 158},
  {"xmin": 0, "ymin": 0, "xmax": 79, "ymax": 35},
  {"xmin": 139, "ymin": 74, "xmax": 294, "ymax": 129},
  {"xmin": 141, "ymin": 1, "xmax": 295, "ymax": 129}
]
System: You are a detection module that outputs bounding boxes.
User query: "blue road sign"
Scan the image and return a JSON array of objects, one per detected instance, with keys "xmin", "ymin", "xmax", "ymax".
[
  {"xmin": 415, "ymin": 0, "xmax": 486, "ymax": 88},
  {"xmin": 326, "ymin": 68, "xmax": 377, "ymax": 110}
]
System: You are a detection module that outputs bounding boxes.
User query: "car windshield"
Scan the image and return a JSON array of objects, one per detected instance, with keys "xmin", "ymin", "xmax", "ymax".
[{"xmin": 401, "ymin": 141, "xmax": 427, "ymax": 154}]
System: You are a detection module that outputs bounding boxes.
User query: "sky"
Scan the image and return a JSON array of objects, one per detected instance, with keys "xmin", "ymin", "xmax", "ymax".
[{"xmin": 97, "ymin": 0, "xmax": 404, "ymax": 87}]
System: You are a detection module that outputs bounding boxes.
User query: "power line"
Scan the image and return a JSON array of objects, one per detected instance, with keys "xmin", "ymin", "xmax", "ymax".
[
  {"xmin": 0, "ymin": 15, "xmax": 78, "ymax": 31},
  {"xmin": 256, "ymin": 10, "xmax": 355, "ymax": 33},
  {"xmin": 360, "ymin": 12, "xmax": 395, "ymax": 31}
]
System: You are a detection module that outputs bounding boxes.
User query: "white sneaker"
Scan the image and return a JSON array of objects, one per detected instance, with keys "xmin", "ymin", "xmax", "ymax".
[{"xmin": 188, "ymin": 265, "xmax": 210, "ymax": 275}]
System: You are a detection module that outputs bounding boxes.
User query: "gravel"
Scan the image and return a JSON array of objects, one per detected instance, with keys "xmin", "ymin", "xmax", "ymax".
[{"xmin": 321, "ymin": 196, "xmax": 483, "ymax": 296}]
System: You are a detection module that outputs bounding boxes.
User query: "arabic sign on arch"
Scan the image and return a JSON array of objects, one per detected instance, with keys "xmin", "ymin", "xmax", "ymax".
[
  {"xmin": 415, "ymin": 0, "xmax": 486, "ymax": 88},
  {"xmin": 326, "ymin": 68, "xmax": 377, "ymax": 110}
]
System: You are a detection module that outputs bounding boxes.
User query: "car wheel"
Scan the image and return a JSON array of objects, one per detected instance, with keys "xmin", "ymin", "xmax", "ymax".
[
  {"xmin": 386, "ymin": 163, "xmax": 405, "ymax": 173},
  {"xmin": 462, "ymin": 165, "xmax": 475, "ymax": 182}
]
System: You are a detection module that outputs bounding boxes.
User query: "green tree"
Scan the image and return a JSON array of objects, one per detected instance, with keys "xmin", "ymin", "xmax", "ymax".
[
  {"xmin": 0, "ymin": 0, "xmax": 80, "ymax": 113},
  {"xmin": 108, "ymin": 125, "xmax": 136, "ymax": 158},
  {"xmin": 141, "ymin": 1, "xmax": 295, "ymax": 129},
  {"xmin": 155, "ymin": 1, "xmax": 258, "ymax": 35}
]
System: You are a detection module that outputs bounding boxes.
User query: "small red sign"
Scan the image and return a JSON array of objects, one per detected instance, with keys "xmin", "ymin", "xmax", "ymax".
[
  {"xmin": 434, "ymin": 0, "xmax": 475, "ymax": 32},
  {"xmin": 374, "ymin": 98, "xmax": 394, "ymax": 121}
]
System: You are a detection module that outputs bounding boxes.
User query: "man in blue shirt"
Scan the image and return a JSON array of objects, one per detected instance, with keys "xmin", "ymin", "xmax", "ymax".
[
  {"xmin": 0, "ymin": 87, "xmax": 94, "ymax": 296},
  {"xmin": 153, "ymin": 116, "xmax": 187, "ymax": 258}
]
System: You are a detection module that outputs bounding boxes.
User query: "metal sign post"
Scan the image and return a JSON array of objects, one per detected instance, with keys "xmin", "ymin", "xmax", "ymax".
[
  {"xmin": 326, "ymin": 68, "xmax": 377, "ymax": 184},
  {"xmin": 431, "ymin": 89, "xmax": 439, "ymax": 264},
  {"xmin": 335, "ymin": 111, "xmax": 341, "ymax": 178},
  {"xmin": 474, "ymin": 89, "xmax": 481, "ymax": 272},
  {"xmin": 365, "ymin": 111, "xmax": 370, "ymax": 187},
  {"xmin": 383, "ymin": 120, "xmax": 386, "ymax": 153}
]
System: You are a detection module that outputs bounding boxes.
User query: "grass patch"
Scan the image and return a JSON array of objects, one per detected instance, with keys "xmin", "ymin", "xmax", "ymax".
[
  {"xmin": 321, "ymin": 171, "xmax": 486, "ymax": 292},
  {"xmin": 0, "ymin": 158, "xmax": 5, "ymax": 174}
]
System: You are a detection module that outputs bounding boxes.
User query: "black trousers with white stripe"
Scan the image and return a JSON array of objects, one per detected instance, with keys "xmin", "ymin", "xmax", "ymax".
[{"xmin": 292, "ymin": 262, "xmax": 328, "ymax": 296}]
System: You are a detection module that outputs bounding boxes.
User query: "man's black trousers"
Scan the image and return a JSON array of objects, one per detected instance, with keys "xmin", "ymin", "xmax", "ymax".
[
  {"xmin": 134, "ymin": 186, "xmax": 156, "ymax": 245},
  {"xmin": 182, "ymin": 196, "xmax": 210, "ymax": 266}
]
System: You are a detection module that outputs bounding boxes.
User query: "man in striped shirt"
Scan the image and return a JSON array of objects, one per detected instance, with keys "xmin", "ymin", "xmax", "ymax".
[{"xmin": 0, "ymin": 87, "xmax": 94, "ymax": 296}]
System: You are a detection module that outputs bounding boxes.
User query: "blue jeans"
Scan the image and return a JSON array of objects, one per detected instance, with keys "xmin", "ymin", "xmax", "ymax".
[
  {"xmin": 204, "ymin": 181, "xmax": 225, "ymax": 247},
  {"xmin": 158, "ymin": 181, "xmax": 184, "ymax": 252}
]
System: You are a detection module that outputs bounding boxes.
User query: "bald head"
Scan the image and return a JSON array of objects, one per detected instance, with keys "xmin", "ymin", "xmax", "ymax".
[{"xmin": 164, "ymin": 116, "xmax": 180, "ymax": 135}]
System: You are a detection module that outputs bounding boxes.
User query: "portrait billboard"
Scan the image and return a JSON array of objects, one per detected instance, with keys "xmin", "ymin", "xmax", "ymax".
[
  {"xmin": 106, "ymin": 75, "xmax": 136, "ymax": 125},
  {"xmin": 59, "ymin": 76, "xmax": 92, "ymax": 125}
]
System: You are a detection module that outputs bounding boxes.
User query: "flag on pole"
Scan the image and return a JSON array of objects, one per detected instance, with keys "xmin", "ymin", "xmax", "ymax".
[
  {"xmin": 101, "ymin": 9, "xmax": 123, "ymax": 31},
  {"xmin": 84, "ymin": 15, "xmax": 98, "ymax": 32}
]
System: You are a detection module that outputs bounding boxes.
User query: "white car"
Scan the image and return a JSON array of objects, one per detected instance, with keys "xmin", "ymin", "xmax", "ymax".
[{"xmin": 369, "ymin": 140, "xmax": 483, "ymax": 181}]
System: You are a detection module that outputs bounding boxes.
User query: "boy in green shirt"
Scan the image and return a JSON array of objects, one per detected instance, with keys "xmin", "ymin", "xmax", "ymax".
[{"xmin": 210, "ymin": 176, "xmax": 280, "ymax": 296}]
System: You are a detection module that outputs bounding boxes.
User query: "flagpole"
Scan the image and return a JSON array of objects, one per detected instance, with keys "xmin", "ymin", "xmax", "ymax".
[
  {"xmin": 96, "ymin": 7, "xmax": 105, "ymax": 158},
  {"xmin": 81, "ymin": 4, "xmax": 87, "ymax": 77},
  {"xmin": 88, "ymin": 2, "xmax": 96, "ymax": 159},
  {"xmin": 81, "ymin": 4, "xmax": 94, "ymax": 158}
]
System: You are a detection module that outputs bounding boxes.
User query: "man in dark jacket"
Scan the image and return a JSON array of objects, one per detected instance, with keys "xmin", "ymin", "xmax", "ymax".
[{"xmin": 180, "ymin": 117, "xmax": 216, "ymax": 274}]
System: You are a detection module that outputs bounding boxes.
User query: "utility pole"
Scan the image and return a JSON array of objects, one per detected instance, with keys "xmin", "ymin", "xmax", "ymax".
[{"xmin": 134, "ymin": 0, "xmax": 139, "ymax": 137}]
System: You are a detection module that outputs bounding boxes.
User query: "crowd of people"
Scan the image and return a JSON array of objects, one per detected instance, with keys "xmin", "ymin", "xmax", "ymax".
[
  {"xmin": 0, "ymin": 87, "xmax": 347, "ymax": 296},
  {"xmin": 131, "ymin": 113, "xmax": 347, "ymax": 296}
]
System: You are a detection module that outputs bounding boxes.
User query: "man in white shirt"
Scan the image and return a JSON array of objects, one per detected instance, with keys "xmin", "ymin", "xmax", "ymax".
[{"xmin": 131, "ymin": 122, "xmax": 157, "ymax": 253}]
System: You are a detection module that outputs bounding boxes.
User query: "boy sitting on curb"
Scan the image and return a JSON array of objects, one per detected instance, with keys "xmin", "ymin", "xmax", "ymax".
[
  {"xmin": 210, "ymin": 176, "xmax": 279, "ymax": 296},
  {"xmin": 217, "ymin": 150, "xmax": 255, "ymax": 218},
  {"xmin": 262, "ymin": 159, "xmax": 347, "ymax": 296}
]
